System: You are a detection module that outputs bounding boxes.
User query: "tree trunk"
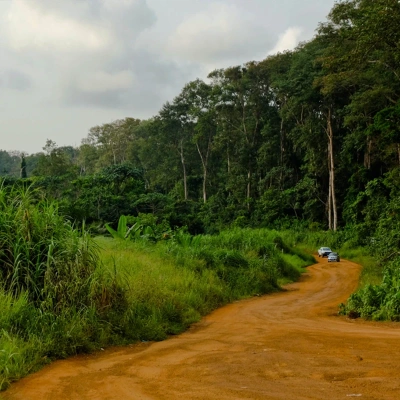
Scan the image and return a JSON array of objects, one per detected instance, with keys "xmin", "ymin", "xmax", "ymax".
[
  {"xmin": 328, "ymin": 150, "xmax": 332, "ymax": 231},
  {"xmin": 227, "ymin": 140, "xmax": 231, "ymax": 174},
  {"xmin": 397, "ymin": 143, "xmax": 400, "ymax": 166},
  {"xmin": 112, "ymin": 147, "xmax": 117, "ymax": 165},
  {"xmin": 247, "ymin": 168, "xmax": 251, "ymax": 208},
  {"xmin": 279, "ymin": 118, "xmax": 285, "ymax": 190},
  {"xmin": 364, "ymin": 138, "xmax": 372, "ymax": 169},
  {"xmin": 327, "ymin": 108, "xmax": 337, "ymax": 231},
  {"xmin": 179, "ymin": 140, "xmax": 188, "ymax": 200},
  {"xmin": 196, "ymin": 140, "xmax": 210, "ymax": 203}
]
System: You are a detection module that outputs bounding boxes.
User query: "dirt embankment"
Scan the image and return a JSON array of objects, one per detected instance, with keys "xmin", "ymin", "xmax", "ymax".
[{"xmin": 3, "ymin": 256, "xmax": 400, "ymax": 400}]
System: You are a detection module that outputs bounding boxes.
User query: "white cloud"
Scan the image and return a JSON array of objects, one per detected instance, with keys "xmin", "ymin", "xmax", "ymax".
[
  {"xmin": 77, "ymin": 70, "xmax": 135, "ymax": 93},
  {"xmin": 0, "ymin": 69, "xmax": 32, "ymax": 91},
  {"xmin": 268, "ymin": 27, "xmax": 304, "ymax": 55},
  {"xmin": 0, "ymin": 0, "xmax": 336, "ymax": 153},
  {"xmin": 101, "ymin": 0, "xmax": 142, "ymax": 10},
  {"xmin": 165, "ymin": 3, "xmax": 271, "ymax": 66},
  {"xmin": 6, "ymin": 0, "xmax": 111, "ymax": 53}
]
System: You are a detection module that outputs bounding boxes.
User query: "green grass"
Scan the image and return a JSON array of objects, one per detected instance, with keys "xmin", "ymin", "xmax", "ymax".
[
  {"xmin": 0, "ymin": 184, "xmax": 100, "ymax": 390},
  {"xmin": 93, "ymin": 229, "xmax": 315, "ymax": 339},
  {"xmin": 0, "ymin": 188, "xmax": 314, "ymax": 391},
  {"xmin": 278, "ymin": 228, "xmax": 398, "ymax": 321},
  {"xmin": 279, "ymin": 229, "xmax": 384, "ymax": 288},
  {"xmin": 339, "ymin": 247, "xmax": 383, "ymax": 288},
  {"xmin": 94, "ymin": 236, "xmax": 230, "ymax": 339}
]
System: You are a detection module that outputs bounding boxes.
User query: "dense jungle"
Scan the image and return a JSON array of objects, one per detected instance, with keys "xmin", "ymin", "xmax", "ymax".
[{"xmin": 1, "ymin": 0, "xmax": 400, "ymax": 394}]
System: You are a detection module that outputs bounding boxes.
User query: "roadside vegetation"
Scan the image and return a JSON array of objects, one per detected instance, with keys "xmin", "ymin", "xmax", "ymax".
[
  {"xmin": 1, "ymin": 0, "xmax": 400, "ymax": 391},
  {"xmin": 279, "ymin": 228, "xmax": 400, "ymax": 321},
  {"xmin": 0, "ymin": 187, "xmax": 313, "ymax": 390}
]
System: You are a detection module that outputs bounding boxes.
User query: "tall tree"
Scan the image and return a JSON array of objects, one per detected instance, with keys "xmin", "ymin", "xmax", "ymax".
[
  {"xmin": 33, "ymin": 140, "xmax": 78, "ymax": 178},
  {"xmin": 175, "ymin": 79, "xmax": 217, "ymax": 203},
  {"xmin": 86, "ymin": 118, "xmax": 141, "ymax": 168},
  {"xmin": 20, "ymin": 154, "xmax": 27, "ymax": 178},
  {"xmin": 208, "ymin": 62, "xmax": 274, "ymax": 208}
]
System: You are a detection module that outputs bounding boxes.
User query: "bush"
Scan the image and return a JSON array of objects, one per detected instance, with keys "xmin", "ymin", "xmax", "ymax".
[
  {"xmin": 0, "ymin": 185, "xmax": 98, "ymax": 308},
  {"xmin": 0, "ymin": 184, "xmax": 102, "ymax": 389},
  {"xmin": 340, "ymin": 258, "xmax": 400, "ymax": 321},
  {"xmin": 0, "ymin": 202, "xmax": 314, "ymax": 390}
]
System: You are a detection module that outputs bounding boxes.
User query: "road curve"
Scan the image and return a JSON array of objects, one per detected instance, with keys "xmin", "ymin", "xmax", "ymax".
[{"xmin": 3, "ymin": 256, "xmax": 400, "ymax": 400}]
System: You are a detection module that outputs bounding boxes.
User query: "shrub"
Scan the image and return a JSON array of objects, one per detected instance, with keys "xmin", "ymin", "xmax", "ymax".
[{"xmin": 0, "ymin": 184, "xmax": 98, "ymax": 309}]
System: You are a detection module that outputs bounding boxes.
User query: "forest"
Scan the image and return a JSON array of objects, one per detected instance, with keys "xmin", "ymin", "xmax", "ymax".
[
  {"xmin": 0, "ymin": 0, "xmax": 400, "ymax": 390},
  {"xmin": 2, "ymin": 0, "xmax": 399, "ymax": 237}
]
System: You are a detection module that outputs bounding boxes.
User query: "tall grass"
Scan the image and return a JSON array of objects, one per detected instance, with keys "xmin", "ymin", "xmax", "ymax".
[
  {"xmin": 0, "ymin": 184, "xmax": 100, "ymax": 389},
  {"xmin": 92, "ymin": 228, "xmax": 314, "ymax": 342},
  {"xmin": 0, "ymin": 188, "xmax": 314, "ymax": 390},
  {"xmin": 0, "ymin": 185, "xmax": 98, "ymax": 308}
]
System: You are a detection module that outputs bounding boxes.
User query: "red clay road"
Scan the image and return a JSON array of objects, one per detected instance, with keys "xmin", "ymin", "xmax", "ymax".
[{"xmin": 3, "ymin": 256, "xmax": 400, "ymax": 400}]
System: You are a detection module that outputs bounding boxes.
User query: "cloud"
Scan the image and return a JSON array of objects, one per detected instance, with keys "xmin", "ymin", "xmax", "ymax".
[
  {"xmin": 77, "ymin": 70, "xmax": 135, "ymax": 93},
  {"xmin": 63, "ymin": 70, "xmax": 135, "ymax": 108},
  {"xmin": 165, "ymin": 3, "xmax": 272, "ymax": 67},
  {"xmin": 5, "ymin": 0, "xmax": 112, "ymax": 53},
  {"xmin": 2, "ymin": 0, "xmax": 171, "ymax": 111},
  {"xmin": 268, "ymin": 27, "xmax": 304, "ymax": 55},
  {"xmin": 0, "ymin": 0, "xmax": 337, "ymax": 154},
  {"xmin": 60, "ymin": 48, "xmax": 197, "ymax": 110},
  {"xmin": 0, "ymin": 70, "xmax": 32, "ymax": 91}
]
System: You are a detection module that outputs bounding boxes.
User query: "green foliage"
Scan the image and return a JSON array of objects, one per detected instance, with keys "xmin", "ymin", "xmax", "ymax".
[
  {"xmin": 0, "ymin": 184, "xmax": 314, "ymax": 392},
  {"xmin": 165, "ymin": 228, "xmax": 314, "ymax": 293},
  {"xmin": 32, "ymin": 140, "xmax": 79, "ymax": 178},
  {"xmin": 106, "ymin": 214, "xmax": 171, "ymax": 242},
  {"xmin": 340, "ymin": 259, "xmax": 400, "ymax": 321},
  {"xmin": 2, "ymin": 0, "xmax": 400, "ymax": 333},
  {"xmin": 0, "ymin": 184, "xmax": 98, "ymax": 306},
  {"xmin": 0, "ymin": 151, "xmax": 22, "ymax": 177},
  {"xmin": 339, "ymin": 189, "xmax": 400, "ymax": 321},
  {"xmin": 105, "ymin": 215, "xmax": 132, "ymax": 240},
  {"xmin": 0, "ymin": 185, "xmax": 103, "ymax": 389},
  {"xmin": 0, "ymin": 1, "xmax": 399, "ymax": 236},
  {"xmin": 28, "ymin": 163, "xmax": 147, "ymax": 225}
]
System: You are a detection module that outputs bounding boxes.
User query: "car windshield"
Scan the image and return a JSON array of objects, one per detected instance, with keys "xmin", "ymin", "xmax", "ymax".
[
  {"xmin": 322, "ymin": 247, "xmax": 331, "ymax": 250},
  {"xmin": 329, "ymin": 253, "xmax": 337, "ymax": 256}
]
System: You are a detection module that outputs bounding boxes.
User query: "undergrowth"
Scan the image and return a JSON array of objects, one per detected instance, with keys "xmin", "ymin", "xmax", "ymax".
[
  {"xmin": 0, "ymin": 190, "xmax": 314, "ymax": 391},
  {"xmin": 279, "ymin": 228, "xmax": 400, "ymax": 321}
]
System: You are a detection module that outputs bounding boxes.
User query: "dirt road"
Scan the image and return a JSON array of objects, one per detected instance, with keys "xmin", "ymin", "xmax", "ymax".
[{"xmin": 3, "ymin": 257, "xmax": 400, "ymax": 400}]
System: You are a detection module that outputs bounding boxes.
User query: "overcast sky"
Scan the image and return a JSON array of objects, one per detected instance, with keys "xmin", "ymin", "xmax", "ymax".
[{"xmin": 0, "ymin": 0, "xmax": 335, "ymax": 154}]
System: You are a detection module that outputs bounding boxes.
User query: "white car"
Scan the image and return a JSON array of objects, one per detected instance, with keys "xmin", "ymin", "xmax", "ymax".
[
  {"xmin": 328, "ymin": 252, "xmax": 340, "ymax": 262},
  {"xmin": 318, "ymin": 247, "xmax": 332, "ymax": 257}
]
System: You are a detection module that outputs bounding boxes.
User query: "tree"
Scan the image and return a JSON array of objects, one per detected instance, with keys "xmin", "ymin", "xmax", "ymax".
[
  {"xmin": 85, "ymin": 118, "xmax": 141, "ymax": 169},
  {"xmin": 317, "ymin": 0, "xmax": 400, "ymax": 228},
  {"xmin": 32, "ymin": 140, "xmax": 78, "ymax": 178},
  {"xmin": 20, "ymin": 154, "xmax": 27, "ymax": 178},
  {"xmin": 208, "ymin": 62, "xmax": 275, "ymax": 210},
  {"xmin": 175, "ymin": 79, "xmax": 217, "ymax": 203},
  {"xmin": 158, "ymin": 101, "xmax": 198, "ymax": 201},
  {"xmin": 0, "ymin": 150, "xmax": 20, "ymax": 177}
]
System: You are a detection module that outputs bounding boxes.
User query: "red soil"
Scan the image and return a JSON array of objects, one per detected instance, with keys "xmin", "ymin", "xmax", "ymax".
[{"xmin": 3, "ymin": 256, "xmax": 400, "ymax": 400}]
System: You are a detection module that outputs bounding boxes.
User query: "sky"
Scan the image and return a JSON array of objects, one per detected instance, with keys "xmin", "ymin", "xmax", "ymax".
[{"xmin": 0, "ymin": 0, "xmax": 335, "ymax": 154}]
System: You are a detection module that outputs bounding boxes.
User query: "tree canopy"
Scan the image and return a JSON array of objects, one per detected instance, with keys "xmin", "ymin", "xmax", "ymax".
[{"xmin": 1, "ymin": 0, "xmax": 399, "ymax": 238}]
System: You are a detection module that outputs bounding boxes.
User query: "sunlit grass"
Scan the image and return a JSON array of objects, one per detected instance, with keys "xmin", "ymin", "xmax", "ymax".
[
  {"xmin": 1, "ymin": 200, "xmax": 314, "ymax": 392},
  {"xmin": 339, "ymin": 247, "xmax": 383, "ymax": 288}
]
